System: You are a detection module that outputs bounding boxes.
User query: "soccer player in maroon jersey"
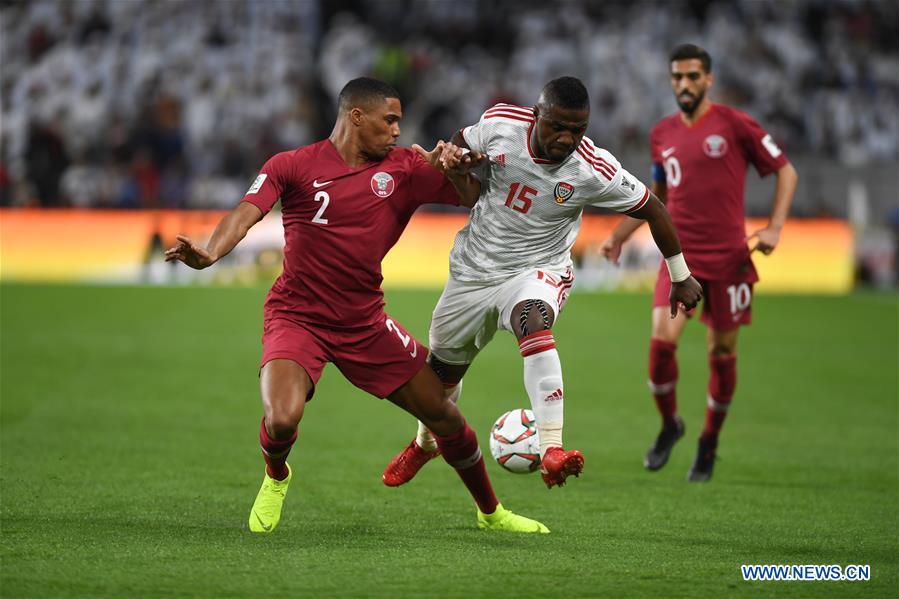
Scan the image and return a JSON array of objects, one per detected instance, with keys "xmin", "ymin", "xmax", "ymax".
[
  {"xmin": 165, "ymin": 78, "xmax": 548, "ymax": 533},
  {"xmin": 601, "ymin": 45, "xmax": 798, "ymax": 481}
]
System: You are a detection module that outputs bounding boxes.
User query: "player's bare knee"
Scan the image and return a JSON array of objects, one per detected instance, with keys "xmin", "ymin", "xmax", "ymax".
[
  {"xmin": 263, "ymin": 390, "xmax": 306, "ymax": 439},
  {"xmin": 266, "ymin": 401, "xmax": 303, "ymax": 439},
  {"xmin": 511, "ymin": 299, "xmax": 555, "ymax": 339},
  {"xmin": 708, "ymin": 330, "xmax": 738, "ymax": 356},
  {"xmin": 653, "ymin": 331, "xmax": 679, "ymax": 344},
  {"xmin": 709, "ymin": 343, "xmax": 736, "ymax": 357},
  {"xmin": 267, "ymin": 418, "xmax": 297, "ymax": 440}
]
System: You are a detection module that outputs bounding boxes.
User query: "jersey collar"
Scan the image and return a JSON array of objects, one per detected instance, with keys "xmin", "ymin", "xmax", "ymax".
[{"xmin": 678, "ymin": 102, "xmax": 717, "ymax": 130}]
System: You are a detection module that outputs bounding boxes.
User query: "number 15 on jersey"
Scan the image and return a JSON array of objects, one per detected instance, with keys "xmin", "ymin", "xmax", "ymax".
[{"xmin": 504, "ymin": 182, "xmax": 538, "ymax": 214}]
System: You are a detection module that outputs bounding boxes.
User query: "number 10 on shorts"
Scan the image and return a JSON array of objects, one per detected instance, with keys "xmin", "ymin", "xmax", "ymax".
[{"xmin": 727, "ymin": 283, "xmax": 751, "ymax": 314}]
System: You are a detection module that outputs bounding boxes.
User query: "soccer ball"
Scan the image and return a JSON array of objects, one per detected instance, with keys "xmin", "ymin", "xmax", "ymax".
[{"xmin": 489, "ymin": 409, "xmax": 540, "ymax": 474}]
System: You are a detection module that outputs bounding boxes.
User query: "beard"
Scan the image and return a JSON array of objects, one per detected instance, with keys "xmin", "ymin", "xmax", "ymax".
[{"xmin": 676, "ymin": 89, "xmax": 705, "ymax": 116}]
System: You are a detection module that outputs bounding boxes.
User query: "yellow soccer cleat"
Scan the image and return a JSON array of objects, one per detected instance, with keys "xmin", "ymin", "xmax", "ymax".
[
  {"xmin": 477, "ymin": 503, "xmax": 549, "ymax": 534},
  {"xmin": 248, "ymin": 464, "xmax": 292, "ymax": 533}
]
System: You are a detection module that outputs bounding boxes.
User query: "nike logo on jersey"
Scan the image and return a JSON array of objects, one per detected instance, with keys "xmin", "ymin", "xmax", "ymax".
[
  {"xmin": 662, "ymin": 147, "xmax": 676, "ymax": 158},
  {"xmin": 312, "ymin": 179, "xmax": 333, "ymax": 188}
]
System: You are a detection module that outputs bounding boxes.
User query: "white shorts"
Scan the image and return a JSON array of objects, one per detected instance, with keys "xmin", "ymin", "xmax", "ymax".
[{"xmin": 429, "ymin": 267, "xmax": 573, "ymax": 365}]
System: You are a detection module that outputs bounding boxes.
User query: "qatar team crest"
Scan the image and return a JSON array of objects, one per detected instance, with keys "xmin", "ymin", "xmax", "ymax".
[
  {"xmin": 554, "ymin": 182, "xmax": 574, "ymax": 204},
  {"xmin": 370, "ymin": 172, "xmax": 395, "ymax": 198},
  {"xmin": 703, "ymin": 134, "xmax": 728, "ymax": 158}
]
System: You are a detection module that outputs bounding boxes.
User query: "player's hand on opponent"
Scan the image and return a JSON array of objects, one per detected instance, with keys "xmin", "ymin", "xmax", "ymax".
[
  {"xmin": 164, "ymin": 235, "xmax": 216, "ymax": 270},
  {"xmin": 413, "ymin": 141, "xmax": 452, "ymax": 172},
  {"xmin": 669, "ymin": 276, "xmax": 702, "ymax": 318},
  {"xmin": 599, "ymin": 235, "xmax": 624, "ymax": 265},
  {"xmin": 413, "ymin": 141, "xmax": 486, "ymax": 175},
  {"xmin": 443, "ymin": 145, "xmax": 487, "ymax": 175},
  {"xmin": 746, "ymin": 225, "xmax": 781, "ymax": 255}
]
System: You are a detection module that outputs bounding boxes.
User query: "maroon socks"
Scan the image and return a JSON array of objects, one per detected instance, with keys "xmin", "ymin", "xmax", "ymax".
[
  {"xmin": 434, "ymin": 421, "xmax": 499, "ymax": 514},
  {"xmin": 259, "ymin": 417, "xmax": 296, "ymax": 481}
]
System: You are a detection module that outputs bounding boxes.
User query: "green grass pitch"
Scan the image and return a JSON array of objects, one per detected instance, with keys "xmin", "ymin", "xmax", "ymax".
[{"xmin": 1, "ymin": 284, "xmax": 896, "ymax": 597}]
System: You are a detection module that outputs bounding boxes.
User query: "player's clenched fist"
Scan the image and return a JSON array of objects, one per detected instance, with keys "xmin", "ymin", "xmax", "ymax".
[{"xmin": 669, "ymin": 276, "xmax": 703, "ymax": 317}]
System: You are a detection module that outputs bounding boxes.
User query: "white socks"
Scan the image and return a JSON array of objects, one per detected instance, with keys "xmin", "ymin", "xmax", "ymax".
[
  {"xmin": 416, "ymin": 329, "xmax": 567, "ymax": 460},
  {"xmin": 415, "ymin": 381, "xmax": 462, "ymax": 452},
  {"xmin": 519, "ymin": 331, "xmax": 564, "ymax": 457}
]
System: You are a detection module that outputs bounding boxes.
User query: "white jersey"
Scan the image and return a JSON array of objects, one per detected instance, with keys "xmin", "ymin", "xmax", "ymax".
[{"xmin": 450, "ymin": 103, "xmax": 650, "ymax": 284}]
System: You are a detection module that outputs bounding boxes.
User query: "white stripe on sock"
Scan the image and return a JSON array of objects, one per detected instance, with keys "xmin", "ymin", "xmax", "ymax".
[{"xmin": 707, "ymin": 395, "xmax": 730, "ymax": 413}]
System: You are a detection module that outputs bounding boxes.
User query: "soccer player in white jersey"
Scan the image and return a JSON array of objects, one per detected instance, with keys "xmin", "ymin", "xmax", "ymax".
[{"xmin": 383, "ymin": 77, "xmax": 703, "ymax": 488}]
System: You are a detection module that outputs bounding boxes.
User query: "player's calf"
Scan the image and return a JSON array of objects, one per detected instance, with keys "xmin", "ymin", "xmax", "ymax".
[
  {"xmin": 648, "ymin": 338, "xmax": 680, "ymax": 428},
  {"xmin": 516, "ymin": 329, "xmax": 584, "ymax": 488}
]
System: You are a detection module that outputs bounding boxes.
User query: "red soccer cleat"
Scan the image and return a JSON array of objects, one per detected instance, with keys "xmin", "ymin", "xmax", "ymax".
[
  {"xmin": 540, "ymin": 447, "xmax": 585, "ymax": 488},
  {"xmin": 382, "ymin": 439, "xmax": 441, "ymax": 487}
]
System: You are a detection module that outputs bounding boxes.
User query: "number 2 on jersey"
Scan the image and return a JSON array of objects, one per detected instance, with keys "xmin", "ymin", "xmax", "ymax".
[
  {"xmin": 504, "ymin": 182, "xmax": 537, "ymax": 214},
  {"xmin": 385, "ymin": 318, "xmax": 418, "ymax": 358},
  {"xmin": 312, "ymin": 191, "xmax": 330, "ymax": 224}
]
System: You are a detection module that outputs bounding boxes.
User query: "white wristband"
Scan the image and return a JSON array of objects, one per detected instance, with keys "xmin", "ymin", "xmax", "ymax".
[{"xmin": 665, "ymin": 253, "xmax": 691, "ymax": 283}]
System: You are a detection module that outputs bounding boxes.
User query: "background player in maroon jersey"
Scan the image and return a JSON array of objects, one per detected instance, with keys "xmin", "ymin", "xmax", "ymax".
[
  {"xmin": 165, "ymin": 77, "xmax": 548, "ymax": 533},
  {"xmin": 601, "ymin": 45, "xmax": 799, "ymax": 481}
]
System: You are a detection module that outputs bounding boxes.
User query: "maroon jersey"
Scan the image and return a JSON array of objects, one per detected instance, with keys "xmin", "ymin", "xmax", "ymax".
[
  {"xmin": 241, "ymin": 140, "xmax": 459, "ymax": 328},
  {"xmin": 650, "ymin": 104, "xmax": 788, "ymax": 281}
]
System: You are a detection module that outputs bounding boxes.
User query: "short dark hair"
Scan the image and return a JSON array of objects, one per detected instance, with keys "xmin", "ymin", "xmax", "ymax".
[
  {"xmin": 669, "ymin": 44, "xmax": 712, "ymax": 73},
  {"xmin": 539, "ymin": 76, "xmax": 589, "ymax": 110},
  {"xmin": 337, "ymin": 77, "xmax": 400, "ymax": 112}
]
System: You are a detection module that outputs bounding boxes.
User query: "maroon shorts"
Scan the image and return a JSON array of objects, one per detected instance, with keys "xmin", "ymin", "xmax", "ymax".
[
  {"xmin": 653, "ymin": 262, "xmax": 754, "ymax": 331},
  {"xmin": 261, "ymin": 314, "xmax": 427, "ymax": 399}
]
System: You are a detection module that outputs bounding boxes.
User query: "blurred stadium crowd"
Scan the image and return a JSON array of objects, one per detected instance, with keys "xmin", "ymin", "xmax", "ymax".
[{"xmin": 1, "ymin": 0, "xmax": 896, "ymax": 211}]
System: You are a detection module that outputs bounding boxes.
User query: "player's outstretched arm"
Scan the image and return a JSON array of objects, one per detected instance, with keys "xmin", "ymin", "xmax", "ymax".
[
  {"xmin": 747, "ymin": 162, "xmax": 798, "ymax": 255},
  {"xmin": 600, "ymin": 181, "xmax": 667, "ymax": 265},
  {"xmin": 629, "ymin": 193, "xmax": 702, "ymax": 316},
  {"xmin": 164, "ymin": 202, "xmax": 264, "ymax": 270}
]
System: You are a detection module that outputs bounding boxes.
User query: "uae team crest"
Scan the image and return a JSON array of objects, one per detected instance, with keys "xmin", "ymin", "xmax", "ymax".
[
  {"xmin": 703, "ymin": 134, "xmax": 728, "ymax": 158},
  {"xmin": 371, "ymin": 172, "xmax": 395, "ymax": 198},
  {"xmin": 554, "ymin": 182, "xmax": 574, "ymax": 204}
]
